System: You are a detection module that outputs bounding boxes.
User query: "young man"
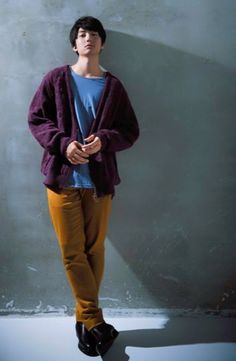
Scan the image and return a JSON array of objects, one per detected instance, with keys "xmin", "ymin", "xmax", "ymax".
[{"xmin": 28, "ymin": 16, "xmax": 139, "ymax": 356}]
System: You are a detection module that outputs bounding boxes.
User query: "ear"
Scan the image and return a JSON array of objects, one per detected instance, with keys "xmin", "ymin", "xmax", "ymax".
[{"xmin": 72, "ymin": 46, "xmax": 78, "ymax": 53}]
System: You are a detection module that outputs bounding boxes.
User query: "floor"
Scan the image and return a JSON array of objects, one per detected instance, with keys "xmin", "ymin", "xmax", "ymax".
[{"xmin": 0, "ymin": 315, "xmax": 236, "ymax": 361}]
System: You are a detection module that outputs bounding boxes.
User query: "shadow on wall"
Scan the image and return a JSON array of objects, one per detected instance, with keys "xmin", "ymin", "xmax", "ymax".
[
  {"xmin": 102, "ymin": 317, "xmax": 236, "ymax": 361},
  {"xmin": 101, "ymin": 31, "xmax": 236, "ymax": 310}
]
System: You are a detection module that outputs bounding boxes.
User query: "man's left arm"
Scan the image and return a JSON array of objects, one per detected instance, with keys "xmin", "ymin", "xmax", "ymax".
[{"xmin": 83, "ymin": 87, "xmax": 139, "ymax": 154}]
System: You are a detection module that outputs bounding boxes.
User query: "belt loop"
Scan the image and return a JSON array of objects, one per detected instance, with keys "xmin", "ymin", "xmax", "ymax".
[
  {"xmin": 93, "ymin": 188, "xmax": 99, "ymax": 202},
  {"xmin": 78, "ymin": 188, "xmax": 82, "ymax": 200}
]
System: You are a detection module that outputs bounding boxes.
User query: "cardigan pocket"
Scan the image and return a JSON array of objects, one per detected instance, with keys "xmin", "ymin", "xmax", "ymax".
[{"xmin": 41, "ymin": 152, "xmax": 52, "ymax": 175}]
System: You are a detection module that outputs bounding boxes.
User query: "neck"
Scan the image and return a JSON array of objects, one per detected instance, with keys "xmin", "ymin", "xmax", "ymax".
[{"xmin": 72, "ymin": 56, "xmax": 103, "ymax": 78}]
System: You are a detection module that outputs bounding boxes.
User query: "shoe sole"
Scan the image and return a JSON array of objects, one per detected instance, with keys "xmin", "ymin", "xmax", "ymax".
[
  {"xmin": 78, "ymin": 341, "xmax": 99, "ymax": 357},
  {"xmin": 96, "ymin": 329, "xmax": 119, "ymax": 356}
]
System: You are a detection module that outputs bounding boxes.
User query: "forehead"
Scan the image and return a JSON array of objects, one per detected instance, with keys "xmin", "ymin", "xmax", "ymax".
[{"xmin": 78, "ymin": 28, "xmax": 98, "ymax": 33}]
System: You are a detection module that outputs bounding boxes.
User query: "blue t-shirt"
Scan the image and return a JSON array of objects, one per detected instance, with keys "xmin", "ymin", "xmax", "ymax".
[{"xmin": 66, "ymin": 68, "xmax": 106, "ymax": 188}]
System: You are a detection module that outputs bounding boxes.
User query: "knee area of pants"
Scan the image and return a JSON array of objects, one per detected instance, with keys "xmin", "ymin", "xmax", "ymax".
[
  {"xmin": 63, "ymin": 253, "xmax": 85, "ymax": 267},
  {"xmin": 86, "ymin": 247, "xmax": 105, "ymax": 257}
]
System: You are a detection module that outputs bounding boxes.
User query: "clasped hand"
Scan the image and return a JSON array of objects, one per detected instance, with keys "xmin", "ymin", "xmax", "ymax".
[{"xmin": 66, "ymin": 134, "xmax": 102, "ymax": 165}]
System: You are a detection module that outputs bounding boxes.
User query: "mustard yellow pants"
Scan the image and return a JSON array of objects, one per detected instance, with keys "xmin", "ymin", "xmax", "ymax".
[{"xmin": 47, "ymin": 188, "xmax": 112, "ymax": 331}]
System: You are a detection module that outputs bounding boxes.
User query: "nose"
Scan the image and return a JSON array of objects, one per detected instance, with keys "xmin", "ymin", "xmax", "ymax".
[{"xmin": 85, "ymin": 33, "xmax": 93, "ymax": 42}]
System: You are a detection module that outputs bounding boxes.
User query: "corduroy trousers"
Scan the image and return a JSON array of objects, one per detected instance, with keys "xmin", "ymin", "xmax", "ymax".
[{"xmin": 47, "ymin": 187, "xmax": 112, "ymax": 331}]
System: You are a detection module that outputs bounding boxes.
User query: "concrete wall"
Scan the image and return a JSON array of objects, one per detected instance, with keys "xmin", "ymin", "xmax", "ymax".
[{"xmin": 1, "ymin": 0, "xmax": 236, "ymax": 315}]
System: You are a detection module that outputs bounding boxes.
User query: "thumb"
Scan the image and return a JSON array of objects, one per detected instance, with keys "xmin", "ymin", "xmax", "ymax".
[
  {"xmin": 84, "ymin": 134, "xmax": 95, "ymax": 143},
  {"xmin": 74, "ymin": 141, "xmax": 82, "ymax": 148}
]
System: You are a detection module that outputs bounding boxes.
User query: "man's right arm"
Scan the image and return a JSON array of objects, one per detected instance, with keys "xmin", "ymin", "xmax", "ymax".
[{"xmin": 28, "ymin": 74, "xmax": 72, "ymax": 156}]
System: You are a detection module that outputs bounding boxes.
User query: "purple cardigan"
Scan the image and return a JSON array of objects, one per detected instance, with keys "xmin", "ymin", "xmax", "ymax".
[{"xmin": 28, "ymin": 65, "xmax": 139, "ymax": 197}]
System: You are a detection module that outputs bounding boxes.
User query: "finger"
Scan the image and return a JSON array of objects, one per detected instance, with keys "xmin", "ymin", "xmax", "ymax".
[
  {"xmin": 82, "ymin": 146, "xmax": 96, "ymax": 154},
  {"xmin": 84, "ymin": 134, "xmax": 95, "ymax": 143},
  {"xmin": 70, "ymin": 157, "xmax": 89, "ymax": 164},
  {"xmin": 74, "ymin": 149, "xmax": 89, "ymax": 158},
  {"xmin": 82, "ymin": 140, "xmax": 101, "ymax": 154},
  {"xmin": 74, "ymin": 159, "xmax": 89, "ymax": 164},
  {"xmin": 82, "ymin": 144, "xmax": 93, "ymax": 151},
  {"xmin": 73, "ymin": 154, "xmax": 89, "ymax": 163},
  {"xmin": 70, "ymin": 152, "xmax": 89, "ymax": 163},
  {"xmin": 82, "ymin": 139, "xmax": 97, "ymax": 149}
]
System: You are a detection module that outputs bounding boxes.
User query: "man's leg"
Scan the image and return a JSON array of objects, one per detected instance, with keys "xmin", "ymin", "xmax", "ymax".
[
  {"xmin": 46, "ymin": 188, "xmax": 105, "ymax": 330},
  {"xmin": 82, "ymin": 189, "xmax": 112, "ymax": 293},
  {"xmin": 79, "ymin": 190, "xmax": 119, "ymax": 356}
]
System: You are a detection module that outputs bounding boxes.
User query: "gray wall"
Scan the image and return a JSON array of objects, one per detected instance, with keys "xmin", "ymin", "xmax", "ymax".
[{"xmin": 0, "ymin": 0, "xmax": 236, "ymax": 315}]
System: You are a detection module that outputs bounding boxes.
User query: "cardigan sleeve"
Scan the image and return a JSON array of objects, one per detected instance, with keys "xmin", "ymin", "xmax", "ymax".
[
  {"xmin": 94, "ymin": 85, "xmax": 139, "ymax": 153},
  {"xmin": 28, "ymin": 74, "xmax": 72, "ymax": 156}
]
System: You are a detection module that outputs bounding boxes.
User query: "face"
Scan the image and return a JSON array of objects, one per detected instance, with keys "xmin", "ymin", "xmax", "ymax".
[{"xmin": 73, "ymin": 28, "xmax": 103, "ymax": 56}]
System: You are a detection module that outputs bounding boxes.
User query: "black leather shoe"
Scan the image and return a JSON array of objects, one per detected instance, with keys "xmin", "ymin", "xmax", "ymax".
[
  {"xmin": 75, "ymin": 322, "xmax": 99, "ymax": 357},
  {"xmin": 89, "ymin": 322, "xmax": 119, "ymax": 356}
]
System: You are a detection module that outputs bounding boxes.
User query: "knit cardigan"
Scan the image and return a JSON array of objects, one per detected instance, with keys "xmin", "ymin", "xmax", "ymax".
[{"xmin": 28, "ymin": 65, "xmax": 139, "ymax": 196}]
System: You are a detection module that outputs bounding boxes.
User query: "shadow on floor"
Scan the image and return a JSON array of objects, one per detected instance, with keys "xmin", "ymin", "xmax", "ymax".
[{"xmin": 102, "ymin": 317, "xmax": 236, "ymax": 361}]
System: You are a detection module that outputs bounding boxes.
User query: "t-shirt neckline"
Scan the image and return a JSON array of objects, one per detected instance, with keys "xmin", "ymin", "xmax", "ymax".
[{"xmin": 70, "ymin": 66, "xmax": 106, "ymax": 79}]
